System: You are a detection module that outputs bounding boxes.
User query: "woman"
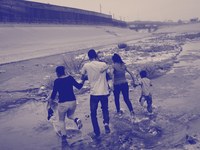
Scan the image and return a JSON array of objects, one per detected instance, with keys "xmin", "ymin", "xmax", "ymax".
[
  {"xmin": 111, "ymin": 53, "xmax": 135, "ymax": 116},
  {"xmin": 49, "ymin": 66, "xmax": 85, "ymax": 143}
]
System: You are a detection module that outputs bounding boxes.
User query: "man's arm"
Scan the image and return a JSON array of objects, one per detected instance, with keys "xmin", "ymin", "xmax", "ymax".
[{"xmin": 80, "ymin": 64, "xmax": 88, "ymax": 81}]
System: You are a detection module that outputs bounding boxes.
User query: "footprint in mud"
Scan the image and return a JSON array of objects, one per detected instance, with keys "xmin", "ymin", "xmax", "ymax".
[
  {"xmin": 55, "ymin": 130, "xmax": 93, "ymax": 150},
  {"xmin": 69, "ymin": 132, "xmax": 105, "ymax": 149},
  {"xmin": 66, "ymin": 129, "xmax": 82, "ymax": 139}
]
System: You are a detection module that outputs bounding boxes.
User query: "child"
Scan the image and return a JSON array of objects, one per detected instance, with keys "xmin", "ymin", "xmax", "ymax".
[{"xmin": 138, "ymin": 70, "xmax": 153, "ymax": 113}]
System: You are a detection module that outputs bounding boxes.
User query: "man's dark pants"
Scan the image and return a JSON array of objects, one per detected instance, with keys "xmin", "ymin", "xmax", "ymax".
[{"xmin": 90, "ymin": 95, "xmax": 109, "ymax": 136}]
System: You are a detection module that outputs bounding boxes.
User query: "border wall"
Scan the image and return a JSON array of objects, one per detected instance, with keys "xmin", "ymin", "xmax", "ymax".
[{"xmin": 0, "ymin": 0, "xmax": 127, "ymax": 27}]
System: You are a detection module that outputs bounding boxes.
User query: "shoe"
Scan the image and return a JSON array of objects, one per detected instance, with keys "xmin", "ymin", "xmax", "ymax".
[
  {"xmin": 130, "ymin": 111, "xmax": 135, "ymax": 117},
  {"xmin": 147, "ymin": 106, "xmax": 153, "ymax": 113},
  {"xmin": 75, "ymin": 118, "xmax": 83, "ymax": 130},
  {"xmin": 147, "ymin": 111, "xmax": 154, "ymax": 116},
  {"xmin": 130, "ymin": 111, "xmax": 136, "ymax": 122},
  {"xmin": 61, "ymin": 135, "xmax": 68, "ymax": 144},
  {"xmin": 91, "ymin": 133, "xmax": 100, "ymax": 140},
  {"xmin": 117, "ymin": 110, "xmax": 123, "ymax": 117},
  {"xmin": 139, "ymin": 97, "xmax": 145, "ymax": 106},
  {"xmin": 104, "ymin": 124, "xmax": 111, "ymax": 134}
]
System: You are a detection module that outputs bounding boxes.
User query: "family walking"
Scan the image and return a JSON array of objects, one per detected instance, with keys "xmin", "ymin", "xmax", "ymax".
[{"xmin": 47, "ymin": 49, "xmax": 153, "ymax": 144}]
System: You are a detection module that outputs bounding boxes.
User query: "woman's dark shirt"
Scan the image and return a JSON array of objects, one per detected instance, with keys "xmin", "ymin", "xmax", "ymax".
[{"xmin": 51, "ymin": 75, "xmax": 83, "ymax": 103}]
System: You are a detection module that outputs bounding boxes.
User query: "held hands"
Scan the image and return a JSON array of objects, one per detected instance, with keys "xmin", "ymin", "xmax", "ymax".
[
  {"xmin": 81, "ymin": 74, "xmax": 88, "ymax": 81},
  {"xmin": 131, "ymin": 81, "xmax": 138, "ymax": 88},
  {"xmin": 109, "ymin": 85, "xmax": 114, "ymax": 92},
  {"xmin": 108, "ymin": 85, "xmax": 113, "ymax": 96},
  {"xmin": 133, "ymin": 84, "xmax": 138, "ymax": 88}
]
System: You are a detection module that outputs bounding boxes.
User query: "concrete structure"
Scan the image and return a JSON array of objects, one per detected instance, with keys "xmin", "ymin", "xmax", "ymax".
[{"xmin": 0, "ymin": 0, "xmax": 127, "ymax": 27}]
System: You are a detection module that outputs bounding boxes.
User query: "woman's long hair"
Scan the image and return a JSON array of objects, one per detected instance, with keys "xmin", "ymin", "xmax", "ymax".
[{"xmin": 112, "ymin": 53, "xmax": 124, "ymax": 64}]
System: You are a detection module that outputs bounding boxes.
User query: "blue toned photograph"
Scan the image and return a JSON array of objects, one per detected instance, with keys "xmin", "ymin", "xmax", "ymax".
[{"xmin": 0, "ymin": 0, "xmax": 200, "ymax": 149}]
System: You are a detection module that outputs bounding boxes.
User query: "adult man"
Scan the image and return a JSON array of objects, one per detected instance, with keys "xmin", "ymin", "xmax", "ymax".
[{"xmin": 81, "ymin": 49, "xmax": 112, "ymax": 138}]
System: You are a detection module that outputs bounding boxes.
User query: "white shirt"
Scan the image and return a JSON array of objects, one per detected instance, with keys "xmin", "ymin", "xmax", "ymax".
[
  {"xmin": 81, "ymin": 60, "xmax": 109, "ymax": 96},
  {"xmin": 139, "ymin": 77, "xmax": 152, "ymax": 96}
]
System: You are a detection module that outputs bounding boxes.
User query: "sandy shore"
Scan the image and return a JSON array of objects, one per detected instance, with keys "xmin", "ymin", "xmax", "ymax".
[{"xmin": 0, "ymin": 23, "xmax": 200, "ymax": 149}]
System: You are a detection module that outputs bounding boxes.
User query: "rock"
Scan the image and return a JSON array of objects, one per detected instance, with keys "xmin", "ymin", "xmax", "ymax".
[
  {"xmin": 186, "ymin": 134, "xmax": 197, "ymax": 145},
  {"xmin": 174, "ymin": 60, "xmax": 180, "ymax": 63},
  {"xmin": 85, "ymin": 115, "xmax": 90, "ymax": 118},
  {"xmin": 118, "ymin": 43, "xmax": 127, "ymax": 49},
  {"xmin": 0, "ymin": 70, "xmax": 6, "ymax": 73},
  {"xmin": 124, "ymin": 46, "xmax": 130, "ymax": 51}
]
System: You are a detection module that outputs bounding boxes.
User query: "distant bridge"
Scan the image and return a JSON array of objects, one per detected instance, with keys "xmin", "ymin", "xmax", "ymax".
[{"xmin": 129, "ymin": 24, "xmax": 158, "ymax": 32}]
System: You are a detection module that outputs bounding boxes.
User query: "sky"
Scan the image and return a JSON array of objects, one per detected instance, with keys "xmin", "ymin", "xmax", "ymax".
[{"xmin": 26, "ymin": 0, "xmax": 200, "ymax": 21}]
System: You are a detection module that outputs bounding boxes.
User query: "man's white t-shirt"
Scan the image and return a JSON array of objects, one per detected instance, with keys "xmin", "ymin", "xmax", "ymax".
[{"xmin": 81, "ymin": 60, "xmax": 109, "ymax": 96}]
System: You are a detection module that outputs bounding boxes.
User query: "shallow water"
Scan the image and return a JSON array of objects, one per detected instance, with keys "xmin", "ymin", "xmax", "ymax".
[
  {"xmin": 0, "ymin": 101, "xmax": 61, "ymax": 150},
  {"xmin": 0, "ymin": 100, "xmax": 191, "ymax": 150}
]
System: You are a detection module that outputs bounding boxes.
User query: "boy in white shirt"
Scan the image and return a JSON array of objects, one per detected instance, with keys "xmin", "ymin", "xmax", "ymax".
[{"xmin": 138, "ymin": 70, "xmax": 153, "ymax": 113}]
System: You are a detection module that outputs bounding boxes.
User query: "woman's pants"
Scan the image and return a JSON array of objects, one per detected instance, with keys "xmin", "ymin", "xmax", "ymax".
[
  {"xmin": 58, "ymin": 101, "xmax": 76, "ymax": 136},
  {"xmin": 113, "ymin": 82, "xmax": 133, "ymax": 112}
]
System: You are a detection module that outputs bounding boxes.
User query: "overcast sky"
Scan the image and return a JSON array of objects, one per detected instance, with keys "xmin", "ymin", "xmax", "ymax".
[{"xmin": 26, "ymin": 0, "xmax": 200, "ymax": 21}]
